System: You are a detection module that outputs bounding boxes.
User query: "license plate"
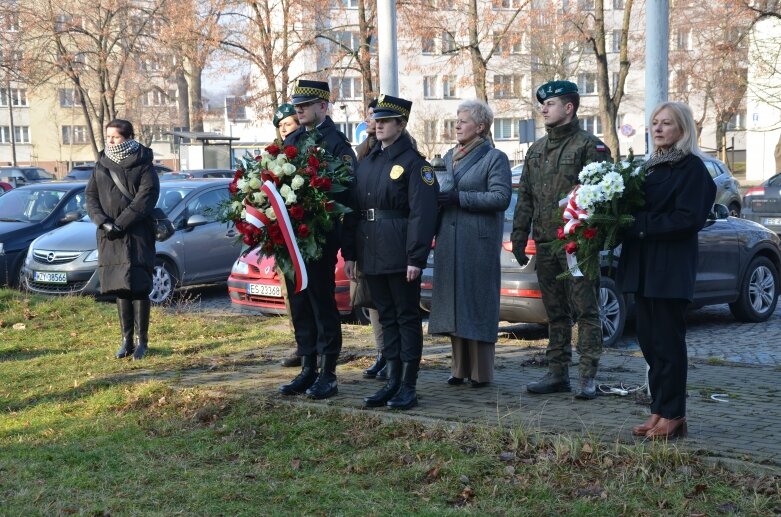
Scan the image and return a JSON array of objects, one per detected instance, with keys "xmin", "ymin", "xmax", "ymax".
[
  {"xmin": 247, "ymin": 283, "xmax": 281, "ymax": 297},
  {"xmin": 33, "ymin": 271, "xmax": 67, "ymax": 284},
  {"xmin": 763, "ymin": 218, "xmax": 781, "ymax": 226}
]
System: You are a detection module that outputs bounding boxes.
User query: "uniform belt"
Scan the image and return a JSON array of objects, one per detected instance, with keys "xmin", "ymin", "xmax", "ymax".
[{"xmin": 360, "ymin": 209, "xmax": 409, "ymax": 222}]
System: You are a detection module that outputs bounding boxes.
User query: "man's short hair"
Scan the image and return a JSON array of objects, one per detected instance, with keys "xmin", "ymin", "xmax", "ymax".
[{"xmin": 558, "ymin": 92, "xmax": 580, "ymax": 114}]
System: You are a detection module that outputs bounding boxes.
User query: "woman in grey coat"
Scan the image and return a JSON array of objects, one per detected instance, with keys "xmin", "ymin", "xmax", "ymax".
[
  {"xmin": 86, "ymin": 119, "xmax": 159, "ymax": 360},
  {"xmin": 428, "ymin": 100, "xmax": 512, "ymax": 386}
]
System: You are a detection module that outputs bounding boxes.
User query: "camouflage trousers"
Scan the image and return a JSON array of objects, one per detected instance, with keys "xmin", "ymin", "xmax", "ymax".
[{"xmin": 535, "ymin": 242, "xmax": 602, "ymax": 377}]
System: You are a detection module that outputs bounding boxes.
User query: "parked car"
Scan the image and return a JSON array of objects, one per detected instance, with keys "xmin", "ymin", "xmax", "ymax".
[
  {"xmin": 0, "ymin": 181, "xmax": 12, "ymax": 192},
  {"xmin": 21, "ymin": 179, "xmax": 242, "ymax": 303},
  {"xmin": 420, "ymin": 191, "xmax": 781, "ymax": 347},
  {"xmin": 227, "ymin": 247, "xmax": 371, "ymax": 323},
  {"xmin": 703, "ymin": 156, "xmax": 742, "ymax": 216},
  {"xmin": 741, "ymin": 171, "xmax": 781, "ymax": 234},
  {"xmin": 65, "ymin": 163, "xmax": 173, "ymax": 181},
  {"xmin": 160, "ymin": 169, "xmax": 234, "ymax": 181},
  {"xmin": 0, "ymin": 182, "xmax": 88, "ymax": 286},
  {"xmin": 0, "ymin": 166, "xmax": 56, "ymax": 186}
]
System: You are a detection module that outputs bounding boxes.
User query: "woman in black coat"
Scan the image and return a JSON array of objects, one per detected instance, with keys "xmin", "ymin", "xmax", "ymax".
[
  {"xmin": 86, "ymin": 119, "xmax": 159, "ymax": 360},
  {"xmin": 616, "ymin": 102, "xmax": 716, "ymax": 439}
]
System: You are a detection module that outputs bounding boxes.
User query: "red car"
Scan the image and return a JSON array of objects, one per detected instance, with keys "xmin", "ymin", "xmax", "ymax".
[
  {"xmin": 0, "ymin": 181, "xmax": 13, "ymax": 192},
  {"xmin": 227, "ymin": 247, "xmax": 371, "ymax": 323}
]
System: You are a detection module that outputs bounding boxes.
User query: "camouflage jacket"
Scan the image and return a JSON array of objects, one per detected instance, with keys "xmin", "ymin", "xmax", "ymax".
[{"xmin": 511, "ymin": 117, "xmax": 612, "ymax": 247}]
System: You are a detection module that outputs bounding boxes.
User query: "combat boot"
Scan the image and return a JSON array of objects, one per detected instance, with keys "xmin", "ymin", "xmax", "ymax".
[
  {"xmin": 305, "ymin": 354, "xmax": 339, "ymax": 400},
  {"xmin": 526, "ymin": 369, "xmax": 571, "ymax": 394},
  {"xmin": 279, "ymin": 354, "xmax": 317, "ymax": 395},
  {"xmin": 280, "ymin": 353, "xmax": 301, "ymax": 367},
  {"xmin": 115, "ymin": 298, "xmax": 135, "ymax": 359},
  {"xmin": 131, "ymin": 299, "xmax": 151, "ymax": 360},
  {"xmin": 375, "ymin": 364, "xmax": 388, "ymax": 381},
  {"xmin": 574, "ymin": 375, "xmax": 597, "ymax": 400},
  {"xmin": 363, "ymin": 359, "xmax": 401, "ymax": 407},
  {"xmin": 387, "ymin": 361, "xmax": 419, "ymax": 410},
  {"xmin": 363, "ymin": 353, "xmax": 386, "ymax": 379}
]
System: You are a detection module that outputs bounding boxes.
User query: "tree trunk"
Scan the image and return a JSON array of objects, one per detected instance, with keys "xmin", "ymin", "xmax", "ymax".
[
  {"xmin": 176, "ymin": 68, "xmax": 190, "ymax": 129},
  {"xmin": 467, "ymin": 0, "xmax": 487, "ymax": 102},
  {"xmin": 187, "ymin": 60, "xmax": 204, "ymax": 132}
]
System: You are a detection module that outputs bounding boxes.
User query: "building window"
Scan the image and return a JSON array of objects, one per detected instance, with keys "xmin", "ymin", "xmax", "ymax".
[
  {"xmin": 54, "ymin": 15, "xmax": 82, "ymax": 32},
  {"xmin": 612, "ymin": 72, "xmax": 621, "ymax": 93},
  {"xmin": 334, "ymin": 31, "xmax": 360, "ymax": 52},
  {"xmin": 494, "ymin": 74, "xmax": 522, "ymax": 99},
  {"xmin": 336, "ymin": 122, "xmax": 358, "ymax": 141},
  {"xmin": 59, "ymin": 88, "xmax": 83, "ymax": 107},
  {"xmin": 343, "ymin": 0, "xmax": 359, "ymax": 8},
  {"xmin": 329, "ymin": 77, "xmax": 362, "ymax": 100},
  {"xmin": 62, "ymin": 125, "xmax": 89, "ymax": 145},
  {"xmin": 442, "ymin": 119, "xmax": 457, "ymax": 141},
  {"xmin": 578, "ymin": 0, "xmax": 595, "ymax": 9},
  {"xmin": 613, "ymin": 0, "xmax": 624, "ymax": 8},
  {"xmin": 494, "ymin": 118, "xmax": 519, "ymax": 140},
  {"xmin": 492, "ymin": 0, "xmax": 522, "ymax": 8},
  {"xmin": 2, "ymin": 12, "xmax": 19, "ymax": 31},
  {"xmin": 424, "ymin": 120, "xmax": 437, "ymax": 142},
  {"xmin": 141, "ymin": 124, "xmax": 173, "ymax": 142},
  {"xmin": 675, "ymin": 29, "xmax": 691, "ymax": 50},
  {"xmin": 225, "ymin": 96, "xmax": 248, "ymax": 121},
  {"xmin": 0, "ymin": 126, "xmax": 30, "ymax": 143},
  {"xmin": 727, "ymin": 111, "xmax": 745, "ymax": 131},
  {"xmin": 439, "ymin": 0, "xmax": 455, "ymax": 8},
  {"xmin": 494, "ymin": 31, "xmax": 523, "ymax": 54},
  {"xmin": 423, "ymin": 76, "xmax": 438, "ymax": 99},
  {"xmin": 422, "ymin": 36, "xmax": 436, "ymax": 55},
  {"xmin": 612, "ymin": 30, "xmax": 622, "ymax": 53},
  {"xmin": 580, "ymin": 116, "xmax": 603, "ymax": 135},
  {"xmin": 675, "ymin": 72, "xmax": 689, "ymax": 93},
  {"xmin": 442, "ymin": 31, "xmax": 457, "ymax": 54},
  {"xmin": 442, "ymin": 75, "xmax": 457, "ymax": 99},
  {"xmin": 0, "ymin": 88, "xmax": 28, "ymax": 107},
  {"xmin": 578, "ymin": 72, "xmax": 597, "ymax": 94},
  {"xmin": 141, "ymin": 89, "xmax": 176, "ymax": 107}
]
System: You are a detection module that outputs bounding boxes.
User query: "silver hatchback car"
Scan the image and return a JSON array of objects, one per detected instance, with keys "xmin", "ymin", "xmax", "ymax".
[{"xmin": 21, "ymin": 179, "xmax": 242, "ymax": 303}]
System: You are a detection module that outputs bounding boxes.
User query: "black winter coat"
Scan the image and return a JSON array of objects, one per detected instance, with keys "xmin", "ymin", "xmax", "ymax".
[
  {"xmin": 342, "ymin": 133, "xmax": 439, "ymax": 274},
  {"xmin": 86, "ymin": 146, "xmax": 159, "ymax": 295},
  {"xmin": 616, "ymin": 153, "xmax": 717, "ymax": 301}
]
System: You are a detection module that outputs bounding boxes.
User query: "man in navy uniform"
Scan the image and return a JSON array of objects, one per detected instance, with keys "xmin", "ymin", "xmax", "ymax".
[{"xmin": 278, "ymin": 79, "xmax": 357, "ymax": 400}]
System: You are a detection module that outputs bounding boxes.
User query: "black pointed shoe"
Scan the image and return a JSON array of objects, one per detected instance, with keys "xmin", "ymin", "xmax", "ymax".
[
  {"xmin": 115, "ymin": 298, "xmax": 134, "ymax": 359},
  {"xmin": 279, "ymin": 355, "xmax": 318, "ymax": 395},
  {"xmin": 526, "ymin": 371, "xmax": 571, "ymax": 394},
  {"xmin": 363, "ymin": 359, "xmax": 401, "ymax": 408},
  {"xmin": 363, "ymin": 353, "xmax": 387, "ymax": 379},
  {"xmin": 131, "ymin": 299, "xmax": 150, "ymax": 360},
  {"xmin": 387, "ymin": 361, "xmax": 419, "ymax": 410},
  {"xmin": 306, "ymin": 354, "xmax": 339, "ymax": 400}
]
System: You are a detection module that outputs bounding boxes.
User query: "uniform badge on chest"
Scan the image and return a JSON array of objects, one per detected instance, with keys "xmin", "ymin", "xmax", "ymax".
[{"xmin": 390, "ymin": 165, "xmax": 405, "ymax": 180}]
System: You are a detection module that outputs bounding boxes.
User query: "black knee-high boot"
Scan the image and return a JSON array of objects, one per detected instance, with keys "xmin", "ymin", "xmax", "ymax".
[
  {"xmin": 132, "ymin": 298, "xmax": 151, "ymax": 360},
  {"xmin": 387, "ymin": 361, "xmax": 419, "ymax": 410},
  {"xmin": 115, "ymin": 298, "xmax": 135, "ymax": 359}
]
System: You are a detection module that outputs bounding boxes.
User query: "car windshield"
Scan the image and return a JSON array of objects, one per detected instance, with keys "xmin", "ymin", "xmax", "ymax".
[
  {"xmin": 156, "ymin": 185, "xmax": 196, "ymax": 215},
  {"xmin": 25, "ymin": 169, "xmax": 55, "ymax": 181},
  {"xmin": 67, "ymin": 169, "xmax": 93, "ymax": 179},
  {"xmin": 0, "ymin": 188, "xmax": 65, "ymax": 222}
]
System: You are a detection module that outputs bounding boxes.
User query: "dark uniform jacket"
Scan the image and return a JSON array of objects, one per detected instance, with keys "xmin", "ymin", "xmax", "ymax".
[
  {"xmin": 616, "ymin": 153, "xmax": 716, "ymax": 301},
  {"xmin": 86, "ymin": 146, "xmax": 159, "ymax": 295},
  {"xmin": 511, "ymin": 117, "xmax": 612, "ymax": 248},
  {"xmin": 342, "ymin": 132, "xmax": 439, "ymax": 274}
]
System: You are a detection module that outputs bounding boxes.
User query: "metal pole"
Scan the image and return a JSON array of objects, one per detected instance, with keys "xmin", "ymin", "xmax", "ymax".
[
  {"xmin": 644, "ymin": 0, "xmax": 669, "ymax": 156},
  {"xmin": 377, "ymin": 0, "xmax": 399, "ymax": 96}
]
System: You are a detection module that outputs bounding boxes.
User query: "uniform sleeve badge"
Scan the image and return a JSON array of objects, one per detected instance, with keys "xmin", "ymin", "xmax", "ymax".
[
  {"xmin": 596, "ymin": 144, "xmax": 607, "ymax": 152},
  {"xmin": 342, "ymin": 154, "xmax": 353, "ymax": 163},
  {"xmin": 390, "ymin": 164, "xmax": 405, "ymax": 180},
  {"xmin": 421, "ymin": 165, "xmax": 435, "ymax": 186}
]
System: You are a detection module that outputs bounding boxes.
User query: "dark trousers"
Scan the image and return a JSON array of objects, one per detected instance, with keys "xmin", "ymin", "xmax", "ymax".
[
  {"xmin": 365, "ymin": 273, "xmax": 423, "ymax": 363},
  {"xmin": 285, "ymin": 239, "xmax": 342, "ymax": 357},
  {"xmin": 635, "ymin": 295, "xmax": 689, "ymax": 419}
]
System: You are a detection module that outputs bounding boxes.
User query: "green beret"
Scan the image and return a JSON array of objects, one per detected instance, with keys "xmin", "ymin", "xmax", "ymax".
[
  {"xmin": 536, "ymin": 80, "xmax": 579, "ymax": 103},
  {"xmin": 273, "ymin": 103, "xmax": 297, "ymax": 128}
]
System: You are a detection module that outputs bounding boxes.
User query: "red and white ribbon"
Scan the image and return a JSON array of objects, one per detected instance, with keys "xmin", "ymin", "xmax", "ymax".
[
  {"xmin": 243, "ymin": 182, "xmax": 308, "ymax": 293},
  {"xmin": 561, "ymin": 185, "xmax": 590, "ymax": 236}
]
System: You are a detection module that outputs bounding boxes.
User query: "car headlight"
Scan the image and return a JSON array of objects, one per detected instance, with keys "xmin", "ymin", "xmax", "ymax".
[
  {"xmin": 84, "ymin": 249, "xmax": 99, "ymax": 262},
  {"xmin": 231, "ymin": 259, "xmax": 249, "ymax": 275}
]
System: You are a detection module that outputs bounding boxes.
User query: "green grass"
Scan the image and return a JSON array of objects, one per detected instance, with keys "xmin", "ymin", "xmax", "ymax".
[{"xmin": 1, "ymin": 290, "xmax": 779, "ymax": 515}]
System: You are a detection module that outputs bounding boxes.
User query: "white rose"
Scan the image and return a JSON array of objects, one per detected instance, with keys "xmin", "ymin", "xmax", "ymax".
[
  {"xmin": 252, "ymin": 192, "xmax": 266, "ymax": 204},
  {"xmin": 265, "ymin": 207, "xmax": 277, "ymax": 221},
  {"xmin": 231, "ymin": 200, "xmax": 242, "ymax": 212},
  {"xmin": 240, "ymin": 208, "xmax": 247, "ymax": 218},
  {"xmin": 248, "ymin": 177, "xmax": 262, "ymax": 190},
  {"xmin": 280, "ymin": 184, "xmax": 292, "ymax": 197},
  {"xmin": 291, "ymin": 175, "xmax": 305, "ymax": 190},
  {"xmin": 237, "ymin": 178, "xmax": 249, "ymax": 192},
  {"xmin": 282, "ymin": 163, "xmax": 297, "ymax": 176},
  {"xmin": 285, "ymin": 192, "xmax": 297, "ymax": 205}
]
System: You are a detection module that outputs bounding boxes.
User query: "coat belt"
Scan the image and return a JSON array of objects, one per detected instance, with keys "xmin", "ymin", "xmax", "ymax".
[{"xmin": 359, "ymin": 209, "xmax": 409, "ymax": 222}]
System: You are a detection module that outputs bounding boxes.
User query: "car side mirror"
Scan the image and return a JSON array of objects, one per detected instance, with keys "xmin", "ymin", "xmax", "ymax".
[
  {"xmin": 709, "ymin": 203, "xmax": 730, "ymax": 220},
  {"xmin": 186, "ymin": 214, "xmax": 209, "ymax": 228},
  {"xmin": 60, "ymin": 211, "xmax": 82, "ymax": 224}
]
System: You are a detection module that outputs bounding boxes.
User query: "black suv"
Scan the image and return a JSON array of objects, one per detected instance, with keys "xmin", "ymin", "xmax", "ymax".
[{"xmin": 0, "ymin": 166, "xmax": 55, "ymax": 186}]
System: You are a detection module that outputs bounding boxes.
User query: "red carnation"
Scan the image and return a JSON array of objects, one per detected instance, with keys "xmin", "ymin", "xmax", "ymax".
[
  {"xmin": 289, "ymin": 204, "xmax": 305, "ymax": 221},
  {"xmin": 254, "ymin": 155, "xmax": 263, "ymax": 162},
  {"xmin": 564, "ymin": 241, "xmax": 578, "ymax": 254},
  {"xmin": 242, "ymin": 234, "xmax": 257, "ymax": 246},
  {"xmin": 318, "ymin": 176, "xmax": 332, "ymax": 191},
  {"xmin": 557, "ymin": 227, "xmax": 565, "ymax": 240},
  {"xmin": 284, "ymin": 146, "xmax": 298, "ymax": 160},
  {"xmin": 305, "ymin": 165, "xmax": 318, "ymax": 176},
  {"xmin": 228, "ymin": 181, "xmax": 238, "ymax": 194},
  {"xmin": 583, "ymin": 227, "xmax": 598, "ymax": 239},
  {"xmin": 266, "ymin": 144, "xmax": 281, "ymax": 156},
  {"xmin": 324, "ymin": 200, "xmax": 334, "ymax": 212},
  {"xmin": 307, "ymin": 155, "xmax": 320, "ymax": 168},
  {"xmin": 233, "ymin": 169, "xmax": 244, "ymax": 180},
  {"xmin": 267, "ymin": 224, "xmax": 285, "ymax": 245},
  {"xmin": 298, "ymin": 224, "xmax": 310, "ymax": 238}
]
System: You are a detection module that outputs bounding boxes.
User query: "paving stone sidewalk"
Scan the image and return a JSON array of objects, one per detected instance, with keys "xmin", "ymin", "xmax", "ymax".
[{"xmin": 159, "ymin": 325, "xmax": 781, "ymax": 471}]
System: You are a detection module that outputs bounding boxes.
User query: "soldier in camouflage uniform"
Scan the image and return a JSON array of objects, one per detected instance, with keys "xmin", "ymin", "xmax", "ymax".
[{"xmin": 510, "ymin": 80, "xmax": 612, "ymax": 400}]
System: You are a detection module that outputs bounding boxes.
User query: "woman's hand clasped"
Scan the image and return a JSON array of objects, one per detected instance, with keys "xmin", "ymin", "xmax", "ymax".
[{"xmin": 437, "ymin": 190, "xmax": 460, "ymax": 207}]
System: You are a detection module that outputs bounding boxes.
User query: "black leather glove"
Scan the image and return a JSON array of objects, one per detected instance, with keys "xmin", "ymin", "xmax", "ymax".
[
  {"xmin": 101, "ymin": 222, "xmax": 125, "ymax": 240},
  {"xmin": 512, "ymin": 245, "xmax": 529, "ymax": 267},
  {"xmin": 437, "ymin": 190, "xmax": 460, "ymax": 207}
]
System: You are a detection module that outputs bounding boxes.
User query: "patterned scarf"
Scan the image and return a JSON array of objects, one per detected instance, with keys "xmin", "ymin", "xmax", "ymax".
[
  {"xmin": 453, "ymin": 136, "xmax": 485, "ymax": 167},
  {"xmin": 105, "ymin": 139, "xmax": 140, "ymax": 164},
  {"xmin": 644, "ymin": 146, "xmax": 687, "ymax": 174}
]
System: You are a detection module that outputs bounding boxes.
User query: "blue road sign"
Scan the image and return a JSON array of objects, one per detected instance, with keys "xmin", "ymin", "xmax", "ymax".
[{"xmin": 354, "ymin": 121, "xmax": 368, "ymax": 144}]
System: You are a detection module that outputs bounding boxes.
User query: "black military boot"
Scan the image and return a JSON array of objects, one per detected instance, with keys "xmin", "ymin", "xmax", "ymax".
[
  {"xmin": 375, "ymin": 364, "xmax": 388, "ymax": 381},
  {"xmin": 131, "ymin": 299, "xmax": 151, "ymax": 360},
  {"xmin": 279, "ymin": 354, "xmax": 318, "ymax": 395},
  {"xmin": 306, "ymin": 355, "xmax": 339, "ymax": 399},
  {"xmin": 280, "ymin": 353, "xmax": 302, "ymax": 367},
  {"xmin": 115, "ymin": 298, "xmax": 135, "ymax": 359},
  {"xmin": 526, "ymin": 368, "xmax": 571, "ymax": 394},
  {"xmin": 387, "ymin": 361, "xmax": 419, "ymax": 410},
  {"xmin": 363, "ymin": 353, "xmax": 386, "ymax": 379},
  {"xmin": 363, "ymin": 359, "xmax": 401, "ymax": 408}
]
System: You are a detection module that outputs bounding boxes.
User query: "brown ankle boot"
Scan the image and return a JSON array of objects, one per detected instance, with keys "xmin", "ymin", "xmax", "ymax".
[
  {"xmin": 645, "ymin": 417, "xmax": 688, "ymax": 439},
  {"xmin": 632, "ymin": 414, "xmax": 661, "ymax": 436}
]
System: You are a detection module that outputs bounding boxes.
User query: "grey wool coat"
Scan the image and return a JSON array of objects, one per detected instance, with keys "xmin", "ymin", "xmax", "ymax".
[
  {"xmin": 86, "ymin": 147, "xmax": 159, "ymax": 295},
  {"xmin": 428, "ymin": 141, "xmax": 512, "ymax": 343}
]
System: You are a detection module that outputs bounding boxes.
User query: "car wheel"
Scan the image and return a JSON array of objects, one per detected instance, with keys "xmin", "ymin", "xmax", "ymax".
[
  {"xmin": 149, "ymin": 258, "xmax": 179, "ymax": 305},
  {"xmin": 728, "ymin": 202, "xmax": 741, "ymax": 217},
  {"xmin": 351, "ymin": 306, "xmax": 372, "ymax": 325},
  {"xmin": 729, "ymin": 256, "xmax": 778, "ymax": 322},
  {"xmin": 599, "ymin": 276, "xmax": 626, "ymax": 347}
]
